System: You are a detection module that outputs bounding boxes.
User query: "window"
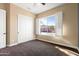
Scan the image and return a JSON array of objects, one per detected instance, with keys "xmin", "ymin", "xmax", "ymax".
[
  {"xmin": 36, "ymin": 12, "xmax": 63, "ymax": 36},
  {"xmin": 40, "ymin": 16, "xmax": 56, "ymax": 34}
]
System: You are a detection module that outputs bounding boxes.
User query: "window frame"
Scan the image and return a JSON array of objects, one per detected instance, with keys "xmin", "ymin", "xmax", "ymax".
[{"xmin": 36, "ymin": 12, "xmax": 63, "ymax": 37}]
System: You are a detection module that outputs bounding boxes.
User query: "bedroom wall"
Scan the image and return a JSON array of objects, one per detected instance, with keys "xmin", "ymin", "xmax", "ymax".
[
  {"xmin": 36, "ymin": 4, "xmax": 78, "ymax": 48},
  {"xmin": 8, "ymin": 4, "xmax": 36, "ymax": 46},
  {"xmin": 0, "ymin": 3, "xmax": 6, "ymax": 10},
  {"xmin": 5, "ymin": 4, "xmax": 10, "ymax": 45},
  {"xmin": 78, "ymin": 4, "xmax": 79, "ymax": 48}
]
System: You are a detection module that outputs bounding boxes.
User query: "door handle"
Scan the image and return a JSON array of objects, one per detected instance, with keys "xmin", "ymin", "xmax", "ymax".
[
  {"xmin": 3, "ymin": 33, "xmax": 6, "ymax": 35},
  {"xmin": 18, "ymin": 32, "xmax": 19, "ymax": 34}
]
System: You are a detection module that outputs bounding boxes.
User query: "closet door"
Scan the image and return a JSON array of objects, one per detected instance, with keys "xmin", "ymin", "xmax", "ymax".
[
  {"xmin": 0, "ymin": 9, "xmax": 6, "ymax": 48},
  {"xmin": 18, "ymin": 15, "xmax": 34, "ymax": 44}
]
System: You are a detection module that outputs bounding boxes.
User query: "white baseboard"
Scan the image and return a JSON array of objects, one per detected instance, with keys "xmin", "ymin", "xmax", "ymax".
[
  {"xmin": 36, "ymin": 38, "xmax": 78, "ymax": 51},
  {"xmin": 7, "ymin": 40, "xmax": 33, "ymax": 47},
  {"xmin": 0, "ymin": 46, "xmax": 6, "ymax": 49},
  {"xmin": 55, "ymin": 46, "xmax": 79, "ymax": 56},
  {"xmin": 7, "ymin": 43, "xmax": 18, "ymax": 47}
]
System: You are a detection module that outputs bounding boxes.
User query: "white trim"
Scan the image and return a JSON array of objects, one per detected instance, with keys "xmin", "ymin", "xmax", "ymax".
[
  {"xmin": 7, "ymin": 43, "xmax": 18, "ymax": 47},
  {"xmin": 36, "ymin": 38, "xmax": 78, "ymax": 51},
  {"xmin": 55, "ymin": 46, "xmax": 79, "ymax": 56},
  {"xmin": 0, "ymin": 46, "xmax": 6, "ymax": 49}
]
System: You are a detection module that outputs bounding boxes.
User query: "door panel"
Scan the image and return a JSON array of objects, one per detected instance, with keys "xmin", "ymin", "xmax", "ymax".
[
  {"xmin": 0, "ymin": 9, "xmax": 6, "ymax": 48},
  {"xmin": 18, "ymin": 15, "xmax": 34, "ymax": 43}
]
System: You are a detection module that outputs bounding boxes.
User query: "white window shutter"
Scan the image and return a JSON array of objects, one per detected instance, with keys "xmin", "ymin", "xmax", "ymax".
[
  {"xmin": 36, "ymin": 18, "xmax": 40, "ymax": 35},
  {"xmin": 56, "ymin": 12, "xmax": 63, "ymax": 36}
]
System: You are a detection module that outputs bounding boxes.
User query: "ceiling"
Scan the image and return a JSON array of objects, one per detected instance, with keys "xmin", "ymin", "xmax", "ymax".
[{"xmin": 14, "ymin": 3, "xmax": 63, "ymax": 14}]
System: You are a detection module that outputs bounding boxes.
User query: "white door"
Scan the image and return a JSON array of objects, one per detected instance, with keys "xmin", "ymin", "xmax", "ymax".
[
  {"xmin": 0, "ymin": 9, "xmax": 6, "ymax": 48},
  {"xmin": 18, "ymin": 15, "xmax": 34, "ymax": 44}
]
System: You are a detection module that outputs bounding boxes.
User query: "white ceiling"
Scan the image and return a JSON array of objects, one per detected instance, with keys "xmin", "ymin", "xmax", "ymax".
[{"xmin": 14, "ymin": 3, "xmax": 63, "ymax": 14}]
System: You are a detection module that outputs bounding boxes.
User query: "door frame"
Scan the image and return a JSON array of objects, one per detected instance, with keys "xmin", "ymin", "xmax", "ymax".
[{"xmin": 17, "ymin": 14, "xmax": 34, "ymax": 44}]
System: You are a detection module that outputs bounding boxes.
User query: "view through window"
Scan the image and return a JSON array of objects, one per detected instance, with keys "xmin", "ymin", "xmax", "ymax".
[{"xmin": 40, "ymin": 15, "xmax": 56, "ymax": 34}]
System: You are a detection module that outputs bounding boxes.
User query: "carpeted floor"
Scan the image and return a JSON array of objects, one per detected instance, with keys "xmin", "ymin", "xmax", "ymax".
[{"xmin": 0, "ymin": 40, "xmax": 68, "ymax": 56}]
